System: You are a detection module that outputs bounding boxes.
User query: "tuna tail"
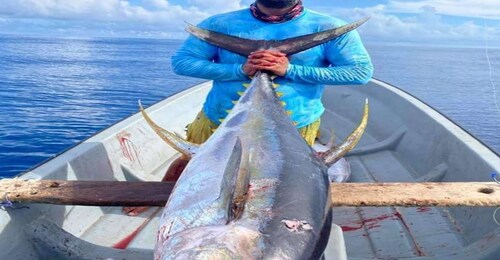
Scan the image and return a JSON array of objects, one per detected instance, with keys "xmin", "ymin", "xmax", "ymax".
[
  {"xmin": 186, "ymin": 17, "xmax": 369, "ymax": 56},
  {"xmin": 138, "ymin": 100, "xmax": 199, "ymax": 158},
  {"xmin": 321, "ymin": 99, "xmax": 369, "ymax": 166},
  {"xmin": 219, "ymin": 138, "xmax": 250, "ymax": 224}
]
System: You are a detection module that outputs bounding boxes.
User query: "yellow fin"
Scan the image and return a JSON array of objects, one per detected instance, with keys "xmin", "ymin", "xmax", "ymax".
[
  {"xmin": 138, "ymin": 100, "xmax": 199, "ymax": 158},
  {"xmin": 322, "ymin": 99, "xmax": 369, "ymax": 166}
]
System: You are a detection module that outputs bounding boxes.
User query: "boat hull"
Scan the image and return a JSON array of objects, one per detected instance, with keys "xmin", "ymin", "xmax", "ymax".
[{"xmin": 1, "ymin": 79, "xmax": 499, "ymax": 259}]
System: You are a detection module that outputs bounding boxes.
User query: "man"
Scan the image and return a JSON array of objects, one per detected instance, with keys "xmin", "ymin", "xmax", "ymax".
[{"xmin": 123, "ymin": 0, "xmax": 372, "ymax": 216}]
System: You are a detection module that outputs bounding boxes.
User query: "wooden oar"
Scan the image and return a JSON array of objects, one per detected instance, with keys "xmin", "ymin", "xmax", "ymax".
[{"xmin": 1, "ymin": 179, "xmax": 499, "ymax": 207}]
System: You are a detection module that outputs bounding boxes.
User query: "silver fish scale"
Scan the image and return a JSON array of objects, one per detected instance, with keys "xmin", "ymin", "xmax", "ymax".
[{"xmin": 156, "ymin": 72, "xmax": 331, "ymax": 259}]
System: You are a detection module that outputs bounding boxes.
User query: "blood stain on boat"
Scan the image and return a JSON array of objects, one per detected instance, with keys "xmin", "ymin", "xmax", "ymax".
[
  {"xmin": 416, "ymin": 207, "xmax": 432, "ymax": 213},
  {"xmin": 116, "ymin": 130, "xmax": 142, "ymax": 167},
  {"xmin": 339, "ymin": 213, "xmax": 399, "ymax": 232}
]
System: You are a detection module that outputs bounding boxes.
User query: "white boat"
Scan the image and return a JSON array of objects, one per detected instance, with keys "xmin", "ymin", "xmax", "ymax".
[{"xmin": 1, "ymin": 79, "xmax": 499, "ymax": 259}]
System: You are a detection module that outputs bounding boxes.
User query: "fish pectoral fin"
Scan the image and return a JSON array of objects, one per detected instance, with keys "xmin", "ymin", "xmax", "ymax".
[
  {"xmin": 186, "ymin": 18, "xmax": 369, "ymax": 57},
  {"xmin": 219, "ymin": 137, "xmax": 250, "ymax": 224},
  {"xmin": 321, "ymin": 99, "xmax": 369, "ymax": 166},
  {"xmin": 138, "ymin": 100, "xmax": 199, "ymax": 158}
]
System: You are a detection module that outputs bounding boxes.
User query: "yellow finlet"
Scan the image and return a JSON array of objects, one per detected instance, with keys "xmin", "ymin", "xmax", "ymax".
[
  {"xmin": 281, "ymin": 101, "xmax": 287, "ymax": 107},
  {"xmin": 219, "ymin": 118, "xmax": 224, "ymax": 123},
  {"xmin": 286, "ymin": 110, "xmax": 293, "ymax": 115},
  {"xmin": 272, "ymin": 83, "xmax": 280, "ymax": 89},
  {"xmin": 237, "ymin": 91, "xmax": 244, "ymax": 96},
  {"xmin": 225, "ymin": 109, "xmax": 232, "ymax": 114},
  {"xmin": 243, "ymin": 83, "xmax": 250, "ymax": 88},
  {"xmin": 293, "ymin": 121, "xmax": 298, "ymax": 126},
  {"xmin": 276, "ymin": 92, "xmax": 284, "ymax": 98},
  {"xmin": 232, "ymin": 100, "xmax": 238, "ymax": 105}
]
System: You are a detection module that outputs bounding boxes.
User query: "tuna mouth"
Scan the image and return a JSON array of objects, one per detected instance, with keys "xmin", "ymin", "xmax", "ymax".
[{"xmin": 157, "ymin": 225, "xmax": 261, "ymax": 259}]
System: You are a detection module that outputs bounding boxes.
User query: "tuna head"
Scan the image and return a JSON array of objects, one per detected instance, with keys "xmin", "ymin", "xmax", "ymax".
[{"xmin": 157, "ymin": 225, "xmax": 261, "ymax": 260}]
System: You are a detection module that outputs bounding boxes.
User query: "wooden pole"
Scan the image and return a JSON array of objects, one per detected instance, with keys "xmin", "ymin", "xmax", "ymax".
[
  {"xmin": 1, "ymin": 179, "xmax": 499, "ymax": 207},
  {"xmin": 0, "ymin": 179, "xmax": 174, "ymax": 207},
  {"xmin": 330, "ymin": 182, "xmax": 500, "ymax": 207}
]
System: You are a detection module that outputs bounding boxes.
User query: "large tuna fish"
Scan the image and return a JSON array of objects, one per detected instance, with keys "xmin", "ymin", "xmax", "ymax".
[{"xmin": 141, "ymin": 18, "xmax": 369, "ymax": 259}]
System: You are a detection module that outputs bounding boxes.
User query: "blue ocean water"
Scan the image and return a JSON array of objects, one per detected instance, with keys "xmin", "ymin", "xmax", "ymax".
[{"xmin": 0, "ymin": 36, "xmax": 498, "ymax": 177}]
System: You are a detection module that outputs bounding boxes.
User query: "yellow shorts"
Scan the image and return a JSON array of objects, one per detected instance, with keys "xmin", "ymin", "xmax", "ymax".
[{"xmin": 186, "ymin": 111, "xmax": 320, "ymax": 146}]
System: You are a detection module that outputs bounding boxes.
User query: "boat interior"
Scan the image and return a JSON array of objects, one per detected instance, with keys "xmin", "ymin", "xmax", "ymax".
[{"xmin": 1, "ymin": 79, "xmax": 499, "ymax": 259}]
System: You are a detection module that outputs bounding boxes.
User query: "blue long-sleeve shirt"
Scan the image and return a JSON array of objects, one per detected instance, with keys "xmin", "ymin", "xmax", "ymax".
[{"xmin": 172, "ymin": 8, "xmax": 373, "ymax": 128}]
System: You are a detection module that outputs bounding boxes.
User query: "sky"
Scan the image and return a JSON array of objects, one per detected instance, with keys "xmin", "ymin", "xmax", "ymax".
[{"xmin": 0, "ymin": 0, "xmax": 499, "ymax": 45}]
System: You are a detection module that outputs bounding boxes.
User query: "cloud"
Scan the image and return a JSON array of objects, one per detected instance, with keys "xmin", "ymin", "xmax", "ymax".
[
  {"xmin": 0, "ymin": 0, "xmax": 207, "ymax": 23},
  {"xmin": 387, "ymin": 0, "xmax": 500, "ymax": 21},
  {"xmin": 0, "ymin": 0, "xmax": 498, "ymax": 44},
  {"xmin": 0, "ymin": 0, "xmax": 246, "ymax": 36},
  {"xmin": 187, "ymin": 0, "xmax": 247, "ymax": 14},
  {"xmin": 323, "ymin": 4, "xmax": 500, "ymax": 45}
]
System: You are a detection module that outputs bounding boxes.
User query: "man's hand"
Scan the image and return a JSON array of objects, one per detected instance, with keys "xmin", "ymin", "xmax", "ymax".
[
  {"xmin": 243, "ymin": 60, "xmax": 258, "ymax": 77},
  {"xmin": 243, "ymin": 50, "xmax": 289, "ymax": 77}
]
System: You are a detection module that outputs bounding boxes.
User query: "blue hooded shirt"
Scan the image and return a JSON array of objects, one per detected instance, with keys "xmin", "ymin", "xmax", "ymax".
[{"xmin": 172, "ymin": 8, "xmax": 373, "ymax": 128}]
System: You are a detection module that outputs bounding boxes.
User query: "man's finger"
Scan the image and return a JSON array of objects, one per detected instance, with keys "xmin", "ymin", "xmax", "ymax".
[
  {"xmin": 256, "ymin": 62, "xmax": 277, "ymax": 67},
  {"xmin": 250, "ymin": 49, "xmax": 285, "ymax": 55},
  {"xmin": 253, "ymin": 64, "xmax": 278, "ymax": 70},
  {"xmin": 249, "ymin": 53, "xmax": 285, "ymax": 59},
  {"xmin": 249, "ymin": 58, "xmax": 279, "ymax": 65},
  {"xmin": 249, "ymin": 50, "xmax": 286, "ymax": 58},
  {"xmin": 250, "ymin": 55, "xmax": 286, "ymax": 62}
]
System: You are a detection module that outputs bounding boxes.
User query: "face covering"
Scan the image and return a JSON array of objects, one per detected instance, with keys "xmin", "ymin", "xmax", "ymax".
[
  {"xmin": 250, "ymin": 0, "xmax": 304, "ymax": 23},
  {"xmin": 256, "ymin": 0, "xmax": 298, "ymax": 8}
]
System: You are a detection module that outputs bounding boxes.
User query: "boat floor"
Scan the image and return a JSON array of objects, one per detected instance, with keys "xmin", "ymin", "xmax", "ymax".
[
  {"xmin": 333, "ymin": 155, "xmax": 465, "ymax": 258},
  {"xmin": 320, "ymin": 108, "xmax": 496, "ymax": 259},
  {"xmin": 81, "ymin": 207, "xmax": 161, "ymax": 249}
]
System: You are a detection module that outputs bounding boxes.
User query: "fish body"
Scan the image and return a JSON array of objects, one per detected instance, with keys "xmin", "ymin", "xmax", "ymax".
[{"xmin": 155, "ymin": 72, "xmax": 331, "ymax": 259}]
